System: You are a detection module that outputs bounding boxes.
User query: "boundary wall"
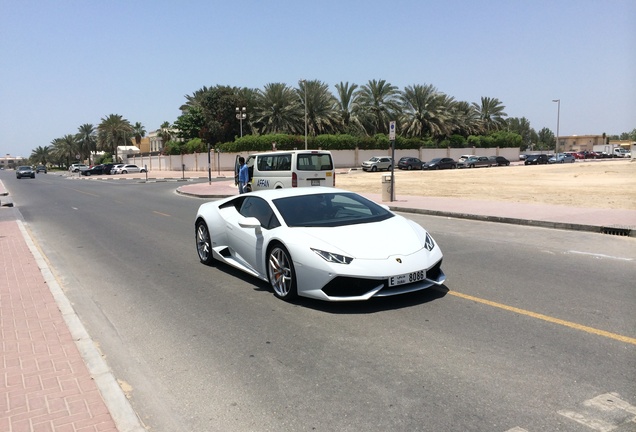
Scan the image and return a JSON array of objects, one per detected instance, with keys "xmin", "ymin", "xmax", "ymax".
[{"xmin": 128, "ymin": 147, "xmax": 521, "ymax": 172}]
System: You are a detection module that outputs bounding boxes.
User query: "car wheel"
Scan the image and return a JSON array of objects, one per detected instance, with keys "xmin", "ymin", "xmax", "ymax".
[
  {"xmin": 86, "ymin": 172, "xmax": 91, "ymax": 176},
  {"xmin": 407, "ymin": 165, "xmax": 412, "ymax": 170},
  {"xmin": 122, "ymin": 170, "xmax": 128, "ymax": 174},
  {"xmin": 141, "ymin": 169, "xmax": 147, "ymax": 172},
  {"xmin": 245, "ymin": 183, "xmax": 252, "ymax": 192},
  {"xmin": 195, "ymin": 220, "xmax": 214, "ymax": 265},
  {"xmin": 267, "ymin": 243, "xmax": 297, "ymax": 301},
  {"xmin": 371, "ymin": 166, "xmax": 377, "ymax": 172}
]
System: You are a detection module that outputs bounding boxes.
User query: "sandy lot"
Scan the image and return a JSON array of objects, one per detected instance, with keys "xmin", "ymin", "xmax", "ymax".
[{"xmin": 336, "ymin": 159, "xmax": 636, "ymax": 210}]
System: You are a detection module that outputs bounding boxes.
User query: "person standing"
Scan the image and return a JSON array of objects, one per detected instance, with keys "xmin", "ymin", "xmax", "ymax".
[{"xmin": 238, "ymin": 156, "xmax": 249, "ymax": 194}]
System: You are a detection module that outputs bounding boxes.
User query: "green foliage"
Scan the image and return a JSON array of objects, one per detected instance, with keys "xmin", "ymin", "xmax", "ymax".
[{"xmin": 163, "ymin": 140, "xmax": 187, "ymax": 155}]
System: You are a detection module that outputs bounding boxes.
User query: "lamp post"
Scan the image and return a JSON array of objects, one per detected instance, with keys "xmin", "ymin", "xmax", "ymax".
[
  {"xmin": 235, "ymin": 107, "xmax": 246, "ymax": 137},
  {"xmin": 300, "ymin": 79, "xmax": 307, "ymax": 149},
  {"xmin": 552, "ymin": 99, "xmax": 560, "ymax": 156}
]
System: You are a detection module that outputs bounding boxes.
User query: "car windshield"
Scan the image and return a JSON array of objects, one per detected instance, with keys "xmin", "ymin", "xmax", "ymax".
[
  {"xmin": 430, "ymin": 158, "xmax": 441, "ymax": 163},
  {"xmin": 273, "ymin": 192, "xmax": 394, "ymax": 228},
  {"xmin": 18, "ymin": 166, "xmax": 31, "ymax": 170}
]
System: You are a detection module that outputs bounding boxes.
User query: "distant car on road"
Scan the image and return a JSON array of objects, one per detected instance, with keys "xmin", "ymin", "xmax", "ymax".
[
  {"xmin": 488, "ymin": 156, "xmax": 510, "ymax": 166},
  {"xmin": 458, "ymin": 156, "xmax": 491, "ymax": 168},
  {"xmin": 362, "ymin": 156, "xmax": 392, "ymax": 172},
  {"xmin": 35, "ymin": 165, "xmax": 47, "ymax": 173},
  {"xmin": 16, "ymin": 166, "xmax": 36, "ymax": 179},
  {"xmin": 549, "ymin": 153, "xmax": 576, "ymax": 164},
  {"xmin": 424, "ymin": 158, "xmax": 456, "ymax": 170},
  {"xmin": 524, "ymin": 154, "xmax": 549, "ymax": 165},
  {"xmin": 397, "ymin": 157, "xmax": 424, "ymax": 170}
]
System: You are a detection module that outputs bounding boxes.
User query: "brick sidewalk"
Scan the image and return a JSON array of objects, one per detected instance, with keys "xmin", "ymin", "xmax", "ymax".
[{"xmin": 0, "ymin": 219, "xmax": 120, "ymax": 432}]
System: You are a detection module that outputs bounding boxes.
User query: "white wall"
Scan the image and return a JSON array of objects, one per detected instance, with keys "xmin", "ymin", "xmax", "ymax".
[{"xmin": 129, "ymin": 147, "xmax": 521, "ymax": 171}]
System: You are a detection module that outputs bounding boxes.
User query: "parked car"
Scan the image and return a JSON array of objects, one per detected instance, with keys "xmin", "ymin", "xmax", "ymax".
[
  {"xmin": 564, "ymin": 151, "xmax": 584, "ymax": 160},
  {"xmin": 113, "ymin": 164, "xmax": 146, "ymax": 174},
  {"xmin": 424, "ymin": 157, "xmax": 456, "ymax": 170},
  {"xmin": 549, "ymin": 153, "xmax": 576, "ymax": 164},
  {"xmin": 457, "ymin": 156, "xmax": 491, "ymax": 168},
  {"xmin": 362, "ymin": 156, "xmax": 392, "ymax": 172},
  {"xmin": 16, "ymin": 165, "xmax": 35, "ymax": 179},
  {"xmin": 488, "ymin": 156, "xmax": 510, "ymax": 166},
  {"xmin": 457, "ymin": 155, "xmax": 474, "ymax": 163},
  {"xmin": 195, "ymin": 187, "xmax": 445, "ymax": 301},
  {"xmin": 519, "ymin": 154, "xmax": 528, "ymax": 161},
  {"xmin": 397, "ymin": 157, "xmax": 424, "ymax": 170},
  {"xmin": 524, "ymin": 154, "xmax": 549, "ymax": 165},
  {"xmin": 69, "ymin": 163, "xmax": 89, "ymax": 173},
  {"xmin": 81, "ymin": 164, "xmax": 105, "ymax": 176},
  {"xmin": 580, "ymin": 151, "xmax": 600, "ymax": 159},
  {"xmin": 101, "ymin": 163, "xmax": 117, "ymax": 175},
  {"xmin": 35, "ymin": 165, "xmax": 47, "ymax": 173},
  {"xmin": 110, "ymin": 164, "xmax": 124, "ymax": 174}
]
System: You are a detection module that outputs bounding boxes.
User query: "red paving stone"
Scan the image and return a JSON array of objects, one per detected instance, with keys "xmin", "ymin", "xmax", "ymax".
[{"xmin": 1, "ymin": 220, "xmax": 119, "ymax": 432}]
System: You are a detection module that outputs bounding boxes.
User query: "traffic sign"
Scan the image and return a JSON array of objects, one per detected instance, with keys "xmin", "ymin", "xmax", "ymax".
[{"xmin": 389, "ymin": 121, "xmax": 396, "ymax": 140}]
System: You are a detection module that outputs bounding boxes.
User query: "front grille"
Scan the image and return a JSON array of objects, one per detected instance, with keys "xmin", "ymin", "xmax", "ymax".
[{"xmin": 322, "ymin": 277, "xmax": 383, "ymax": 298}]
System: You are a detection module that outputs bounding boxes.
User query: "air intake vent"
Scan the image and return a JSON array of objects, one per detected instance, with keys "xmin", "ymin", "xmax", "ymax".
[{"xmin": 601, "ymin": 226, "xmax": 632, "ymax": 236}]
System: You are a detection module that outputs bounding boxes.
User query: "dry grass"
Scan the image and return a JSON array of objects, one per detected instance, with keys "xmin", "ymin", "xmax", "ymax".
[{"xmin": 335, "ymin": 159, "xmax": 636, "ymax": 210}]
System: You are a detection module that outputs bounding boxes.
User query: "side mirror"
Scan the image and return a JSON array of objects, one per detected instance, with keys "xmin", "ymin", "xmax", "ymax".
[{"xmin": 239, "ymin": 216, "xmax": 262, "ymax": 229}]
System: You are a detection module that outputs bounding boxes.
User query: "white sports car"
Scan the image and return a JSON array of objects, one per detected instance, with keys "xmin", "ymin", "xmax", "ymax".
[{"xmin": 195, "ymin": 187, "xmax": 445, "ymax": 302}]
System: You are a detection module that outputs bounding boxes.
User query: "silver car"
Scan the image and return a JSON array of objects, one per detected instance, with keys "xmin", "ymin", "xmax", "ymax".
[
  {"xmin": 114, "ymin": 164, "xmax": 146, "ymax": 174},
  {"xmin": 362, "ymin": 156, "xmax": 393, "ymax": 172}
]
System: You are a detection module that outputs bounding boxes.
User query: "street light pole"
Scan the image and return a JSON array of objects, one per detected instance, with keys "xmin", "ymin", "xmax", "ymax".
[
  {"xmin": 300, "ymin": 79, "xmax": 307, "ymax": 149},
  {"xmin": 552, "ymin": 99, "xmax": 560, "ymax": 156},
  {"xmin": 235, "ymin": 107, "xmax": 246, "ymax": 137}
]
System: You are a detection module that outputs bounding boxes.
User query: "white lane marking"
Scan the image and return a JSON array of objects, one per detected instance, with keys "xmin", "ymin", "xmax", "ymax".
[
  {"xmin": 568, "ymin": 250, "xmax": 633, "ymax": 261},
  {"xmin": 558, "ymin": 392, "xmax": 636, "ymax": 431}
]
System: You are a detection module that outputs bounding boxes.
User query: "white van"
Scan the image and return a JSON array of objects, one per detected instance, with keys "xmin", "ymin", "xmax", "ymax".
[{"xmin": 237, "ymin": 150, "xmax": 335, "ymax": 192}]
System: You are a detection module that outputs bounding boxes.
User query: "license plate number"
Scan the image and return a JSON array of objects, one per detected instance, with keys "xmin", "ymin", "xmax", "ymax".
[
  {"xmin": 311, "ymin": 179, "xmax": 320, "ymax": 186},
  {"xmin": 389, "ymin": 270, "xmax": 425, "ymax": 287}
]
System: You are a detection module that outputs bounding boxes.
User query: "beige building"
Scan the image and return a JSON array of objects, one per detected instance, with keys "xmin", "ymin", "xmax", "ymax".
[
  {"xmin": 0, "ymin": 154, "xmax": 26, "ymax": 169},
  {"xmin": 558, "ymin": 135, "xmax": 633, "ymax": 152}
]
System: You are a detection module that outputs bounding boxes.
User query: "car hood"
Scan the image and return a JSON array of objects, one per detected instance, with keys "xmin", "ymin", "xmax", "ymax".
[{"xmin": 294, "ymin": 216, "xmax": 431, "ymax": 259}]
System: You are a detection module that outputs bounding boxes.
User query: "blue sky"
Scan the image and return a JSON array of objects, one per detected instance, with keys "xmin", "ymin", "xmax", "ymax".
[{"xmin": 1, "ymin": 0, "xmax": 634, "ymax": 158}]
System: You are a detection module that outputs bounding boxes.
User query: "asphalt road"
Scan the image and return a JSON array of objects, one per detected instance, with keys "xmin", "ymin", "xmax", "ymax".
[{"xmin": 4, "ymin": 171, "xmax": 635, "ymax": 432}]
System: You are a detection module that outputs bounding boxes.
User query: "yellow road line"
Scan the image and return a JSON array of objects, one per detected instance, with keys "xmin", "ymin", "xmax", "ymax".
[{"xmin": 448, "ymin": 291, "xmax": 636, "ymax": 346}]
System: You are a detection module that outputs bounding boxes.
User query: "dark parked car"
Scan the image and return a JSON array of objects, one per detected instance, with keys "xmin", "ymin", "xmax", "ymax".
[
  {"xmin": 81, "ymin": 164, "xmax": 106, "ymax": 176},
  {"xmin": 488, "ymin": 156, "xmax": 510, "ymax": 166},
  {"xmin": 524, "ymin": 154, "xmax": 549, "ymax": 165},
  {"xmin": 35, "ymin": 165, "xmax": 47, "ymax": 173},
  {"xmin": 16, "ymin": 166, "xmax": 36, "ymax": 179},
  {"xmin": 101, "ymin": 163, "xmax": 117, "ymax": 175},
  {"xmin": 424, "ymin": 158, "xmax": 456, "ymax": 170},
  {"xmin": 397, "ymin": 157, "xmax": 424, "ymax": 170}
]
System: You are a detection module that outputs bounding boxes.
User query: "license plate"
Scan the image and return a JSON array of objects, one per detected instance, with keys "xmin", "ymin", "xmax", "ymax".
[
  {"xmin": 389, "ymin": 269, "xmax": 426, "ymax": 287},
  {"xmin": 311, "ymin": 179, "xmax": 320, "ymax": 186}
]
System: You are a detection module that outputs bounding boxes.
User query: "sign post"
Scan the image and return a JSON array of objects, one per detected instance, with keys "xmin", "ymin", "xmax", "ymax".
[{"xmin": 389, "ymin": 121, "xmax": 396, "ymax": 201}]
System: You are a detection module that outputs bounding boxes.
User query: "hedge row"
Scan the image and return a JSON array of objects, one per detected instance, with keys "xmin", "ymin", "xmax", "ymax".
[{"xmin": 167, "ymin": 132, "xmax": 522, "ymax": 154}]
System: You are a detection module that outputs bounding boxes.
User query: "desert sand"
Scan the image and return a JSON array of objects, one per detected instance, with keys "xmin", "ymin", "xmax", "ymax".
[{"xmin": 335, "ymin": 159, "xmax": 636, "ymax": 210}]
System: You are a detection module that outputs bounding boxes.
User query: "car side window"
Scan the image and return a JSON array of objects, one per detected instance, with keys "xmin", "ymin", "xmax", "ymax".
[{"xmin": 239, "ymin": 197, "xmax": 280, "ymax": 230}]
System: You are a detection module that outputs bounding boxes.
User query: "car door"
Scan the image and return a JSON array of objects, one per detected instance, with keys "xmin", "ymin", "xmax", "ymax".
[{"xmin": 228, "ymin": 197, "xmax": 278, "ymax": 275}]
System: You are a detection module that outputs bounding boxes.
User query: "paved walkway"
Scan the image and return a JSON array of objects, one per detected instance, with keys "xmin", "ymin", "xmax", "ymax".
[{"xmin": 1, "ymin": 170, "xmax": 634, "ymax": 431}]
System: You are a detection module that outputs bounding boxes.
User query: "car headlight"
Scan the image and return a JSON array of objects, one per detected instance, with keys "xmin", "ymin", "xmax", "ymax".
[{"xmin": 311, "ymin": 248, "xmax": 353, "ymax": 264}]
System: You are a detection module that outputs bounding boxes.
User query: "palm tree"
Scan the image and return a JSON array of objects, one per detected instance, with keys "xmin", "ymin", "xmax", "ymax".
[
  {"xmin": 252, "ymin": 83, "xmax": 303, "ymax": 135},
  {"xmin": 51, "ymin": 135, "xmax": 79, "ymax": 167},
  {"xmin": 354, "ymin": 79, "xmax": 402, "ymax": 135},
  {"xmin": 472, "ymin": 97, "xmax": 508, "ymax": 133},
  {"xmin": 158, "ymin": 121, "xmax": 173, "ymax": 150},
  {"xmin": 334, "ymin": 82, "xmax": 365, "ymax": 135},
  {"xmin": 400, "ymin": 84, "xmax": 452, "ymax": 139},
  {"xmin": 132, "ymin": 122, "xmax": 146, "ymax": 147},
  {"xmin": 448, "ymin": 101, "xmax": 482, "ymax": 137},
  {"xmin": 76, "ymin": 124, "xmax": 96, "ymax": 164},
  {"xmin": 97, "ymin": 114, "xmax": 133, "ymax": 162},
  {"xmin": 180, "ymin": 86, "xmax": 211, "ymax": 112},
  {"xmin": 297, "ymin": 80, "xmax": 339, "ymax": 136},
  {"xmin": 30, "ymin": 146, "xmax": 50, "ymax": 165}
]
